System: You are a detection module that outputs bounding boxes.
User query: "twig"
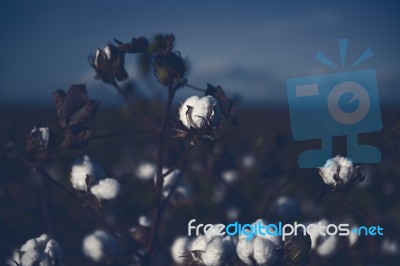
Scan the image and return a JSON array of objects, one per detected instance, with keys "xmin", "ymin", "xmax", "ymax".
[
  {"xmin": 161, "ymin": 145, "xmax": 194, "ymax": 179},
  {"xmin": 91, "ymin": 129, "xmax": 150, "ymax": 140},
  {"xmin": 184, "ymin": 82, "xmax": 206, "ymax": 92},
  {"xmin": 110, "ymin": 80, "xmax": 159, "ymax": 133},
  {"xmin": 336, "ymin": 192, "xmax": 400, "ymax": 241},
  {"xmin": 159, "ymin": 162, "xmax": 187, "ymax": 213}
]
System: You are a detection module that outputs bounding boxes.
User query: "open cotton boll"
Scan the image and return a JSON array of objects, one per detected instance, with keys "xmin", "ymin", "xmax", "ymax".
[
  {"xmin": 70, "ymin": 155, "xmax": 105, "ymax": 191},
  {"xmin": 221, "ymin": 170, "xmax": 239, "ymax": 184},
  {"xmin": 307, "ymin": 219, "xmax": 328, "ymax": 249},
  {"xmin": 253, "ymin": 237, "xmax": 277, "ymax": 266},
  {"xmin": 138, "ymin": 215, "xmax": 152, "ymax": 227},
  {"xmin": 90, "ymin": 178, "xmax": 120, "ymax": 200},
  {"xmin": 135, "ymin": 162, "xmax": 156, "ymax": 181},
  {"xmin": 9, "ymin": 234, "xmax": 63, "ymax": 266},
  {"xmin": 381, "ymin": 238, "xmax": 399, "ymax": 256},
  {"xmin": 83, "ymin": 230, "xmax": 119, "ymax": 262},
  {"xmin": 319, "ymin": 156, "xmax": 355, "ymax": 185},
  {"xmin": 190, "ymin": 233, "xmax": 235, "ymax": 266},
  {"xmin": 316, "ymin": 235, "xmax": 338, "ymax": 257},
  {"xmin": 171, "ymin": 236, "xmax": 191, "ymax": 265},
  {"xmin": 236, "ymin": 234, "xmax": 277, "ymax": 266},
  {"xmin": 179, "ymin": 95, "xmax": 221, "ymax": 129}
]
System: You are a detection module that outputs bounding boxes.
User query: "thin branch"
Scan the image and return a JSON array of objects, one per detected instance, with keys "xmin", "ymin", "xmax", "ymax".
[
  {"xmin": 159, "ymin": 161, "xmax": 187, "ymax": 213},
  {"xmin": 336, "ymin": 192, "xmax": 400, "ymax": 241},
  {"xmin": 91, "ymin": 129, "xmax": 150, "ymax": 140},
  {"xmin": 162, "ymin": 145, "xmax": 194, "ymax": 179},
  {"xmin": 110, "ymin": 80, "xmax": 159, "ymax": 133},
  {"xmin": 184, "ymin": 82, "xmax": 206, "ymax": 92}
]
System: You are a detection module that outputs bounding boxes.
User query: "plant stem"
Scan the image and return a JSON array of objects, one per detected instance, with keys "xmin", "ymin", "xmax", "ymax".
[
  {"xmin": 184, "ymin": 82, "xmax": 206, "ymax": 92},
  {"xmin": 147, "ymin": 85, "xmax": 175, "ymax": 264},
  {"xmin": 161, "ymin": 145, "xmax": 194, "ymax": 179},
  {"xmin": 336, "ymin": 192, "xmax": 400, "ymax": 241},
  {"xmin": 159, "ymin": 162, "xmax": 187, "ymax": 213},
  {"xmin": 110, "ymin": 80, "xmax": 159, "ymax": 133}
]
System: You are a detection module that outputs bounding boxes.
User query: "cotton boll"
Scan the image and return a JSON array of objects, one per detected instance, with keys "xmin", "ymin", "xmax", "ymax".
[
  {"xmin": 319, "ymin": 155, "xmax": 364, "ymax": 191},
  {"xmin": 171, "ymin": 237, "xmax": 190, "ymax": 265},
  {"xmin": 179, "ymin": 95, "xmax": 221, "ymax": 129},
  {"xmin": 10, "ymin": 234, "xmax": 63, "ymax": 266},
  {"xmin": 241, "ymin": 154, "xmax": 256, "ymax": 169},
  {"xmin": 35, "ymin": 234, "xmax": 50, "ymax": 252},
  {"xmin": 138, "ymin": 215, "xmax": 152, "ymax": 227},
  {"xmin": 253, "ymin": 237, "xmax": 277, "ymax": 266},
  {"xmin": 70, "ymin": 155, "xmax": 105, "ymax": 191},
  {"xmin": 201, "ymin": 237, "xmax": 225, "ymax": 266},
  {"xmin": 316, "ymin": 235, "xmax": 337, "ymax": 257},
  {"xmin": 251, "ymin": 219, "xmax": 282, "ymax": 250},
  {"xmin": 21, "ymin": 249, "xmax": 41, "ymax": 266},
  {"xmin": 43, "ymin": 240, "xmax": 63, "ymax": 261},
  {"xmin": 83, "ymin": 230, "xmax": 119, "ymax": 262},
  {"xmin": 190, "ymin": 235, "xmax": 209, "ymax": 253},
  {"xmin": 190, "ymin": 234, "xmax": 235, "ymax": 266},
  {"xmin": 90, "ymin": 178, "xmax": 120, "ymax": 200},
  {"xmin": 348, "ymin": 226, "xmax": 359, "ymax": 247},
  {"xmin": 381, "ymin": 238, "xmax": 399, "ymax": 256},
  {"xmin": 307, "ymin": 219, "xmax": 329, "ymax": 249},
  {"xmin": 221, "ymin": 170, "xmax": 239, "ymax": 184},
  {"xmin": 236, "ymin": 237, "xmax": 254, "ymax": 265},
  {"xmin": 135, "ymin": 162, "xmax": 156, "ymax": 181}
]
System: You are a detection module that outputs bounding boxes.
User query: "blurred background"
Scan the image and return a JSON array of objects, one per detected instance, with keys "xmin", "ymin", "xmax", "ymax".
[{"xmin": 1, "ymin": 1, "xmax": 400, "ymax": 265}]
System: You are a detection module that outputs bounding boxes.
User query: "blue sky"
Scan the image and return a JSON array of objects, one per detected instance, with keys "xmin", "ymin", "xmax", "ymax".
[{"xmin": 0, "ymin": 1, "xmax": 399, "ymax": 107}]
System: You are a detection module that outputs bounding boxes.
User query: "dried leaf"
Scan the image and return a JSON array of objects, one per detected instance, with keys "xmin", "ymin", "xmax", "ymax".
[{"xmin": 205, "ymin": 83, "xmax": 238, "ymax": 125}]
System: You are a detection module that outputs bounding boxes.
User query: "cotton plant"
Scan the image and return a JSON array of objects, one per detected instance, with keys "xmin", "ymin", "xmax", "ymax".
[
  {"xmin": 7, "ymin": 234, "xmax": 63, "ymax": 266},
  {"xmin": 7, "ymin": 33, "xmax": 240, "ymax": 265}
]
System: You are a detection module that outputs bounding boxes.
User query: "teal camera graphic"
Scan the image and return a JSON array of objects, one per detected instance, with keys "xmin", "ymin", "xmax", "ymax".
[{"xmin": 287, "ymin": 39, "xmax": 382, "ymax": 168}]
